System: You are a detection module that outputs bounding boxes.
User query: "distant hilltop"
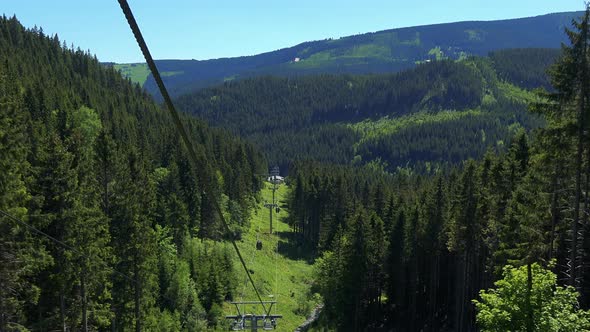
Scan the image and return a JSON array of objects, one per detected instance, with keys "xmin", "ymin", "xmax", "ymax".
[{"xmin": 112, "ymin": 11, "xmax": 581, "ymax": 100}]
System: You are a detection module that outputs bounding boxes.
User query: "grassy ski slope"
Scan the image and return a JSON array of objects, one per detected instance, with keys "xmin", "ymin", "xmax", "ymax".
[{"xmin": 224, "ymin": 183, "xmax": 318, "ymax": 331}]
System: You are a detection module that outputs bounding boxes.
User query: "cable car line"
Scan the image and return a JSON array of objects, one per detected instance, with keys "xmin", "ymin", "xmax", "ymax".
[
  {"xmin": 0, "ymin": 209, "xmax": 135, "ymax": 284},
  {"xmin": 116, "ymin": 0, "xmax": 269, "ymax": 316}
]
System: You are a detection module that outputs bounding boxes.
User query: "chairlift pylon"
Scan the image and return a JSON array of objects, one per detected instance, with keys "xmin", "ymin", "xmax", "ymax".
[{"xmin": 226, "ymin": 301, "xmax": 282, "ymax": 331}]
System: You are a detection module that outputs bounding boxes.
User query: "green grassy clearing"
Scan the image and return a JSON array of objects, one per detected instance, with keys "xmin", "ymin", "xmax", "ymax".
[
  {"xmin": 348, "ymin": 109, "xmax": 483, "ymax": 143},
  {"xmin": 497, "ymin": 81, "xmax": 538, "ymax": 104},
  {"xmin": 113, "ymin": 63, "xmax": 150, "ymax": 86},
  {"xmin": 224, "ymin": 183, "xmax": 317, "ymax": 331},
  {"xmin": 161, "ymin": 70, "xmax": 184, "ymax": 77},
  {"xmin": 346, "ymin": 44, "xmax": 391, "ymax": 58},
  {"xmin": 289, "ymin": 43, "xmax": 394, "ymax": 69}
]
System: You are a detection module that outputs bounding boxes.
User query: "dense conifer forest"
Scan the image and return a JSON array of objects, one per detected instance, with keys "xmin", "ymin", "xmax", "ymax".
[
  {"xmin": 4, "ymin": 4, "xmax": 590, "ymax": 332},
  {"xmin": 283, "ymin": 8, "xmax": 590, "ymax": 331},
  {"xmin": 115, "ymin": 11, "xmax": 577, "ymax": 98},
  {"xmin": 0, "ymin": 15, "xmax": 267, "ymax": 330},
  {"xmin": 175, "ymin": 51, "xmax": 556, "ymax": 172}
]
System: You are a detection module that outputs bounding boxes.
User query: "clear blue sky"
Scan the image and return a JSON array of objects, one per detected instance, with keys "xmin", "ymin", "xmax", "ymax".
[{"xmin": 3, "ymin": 0, "xmax": 585, "ymax": 63}]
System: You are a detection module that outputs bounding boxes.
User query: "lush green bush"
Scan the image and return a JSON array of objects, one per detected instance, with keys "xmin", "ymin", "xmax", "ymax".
[{"xmin": 474, "ymin": 263, "xmax": 590, "ymax": 332}]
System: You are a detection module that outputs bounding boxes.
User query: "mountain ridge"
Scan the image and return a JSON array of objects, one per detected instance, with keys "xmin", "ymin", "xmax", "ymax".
[
  {"xmin": 174, "ymin": 50, "xmax": 554, "ymax": 172},
  {"xmin": 112, "ymin": 10, "xmax": 580, "ymax": 98}
]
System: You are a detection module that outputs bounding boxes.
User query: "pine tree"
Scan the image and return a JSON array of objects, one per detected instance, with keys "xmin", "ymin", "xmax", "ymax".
[
  {"xmin": 94, "ymin": 130, "xmax": 116, "ymax": 218},
  {"xmin": 385, "ymin": 203, "xmax": 406, "ymax": 324},
  {"xmin": 545, "ymin": 5, "xmax": 590, "ymax": 288},
  {"xmin": 423, "ymin": 176, "xmax": 447, "ymax": 331},
  {"xmin": 366, "ymin": 212, "xmax": 386, "ymax": 328},
  {"xmin": 448, "ymin": 161, "xmax": 480, "ymax": 332},
  {"xmin": 64, "ymin": 106, "xmax": 112, "ymax": 330},
  {"xmin": 345, "ymin": 209, "xmax": 370, "ymax": 330},
  {"xmin": 0, "ymin": 58, "xmax": 50, "ymax": 331},
  {"xmin": 110, "ymin": 148, "xmax": 159, "ymax": 331},
  {"xmin": 29, "ymin": 132, "xmax": 80, "ymax": 331}
]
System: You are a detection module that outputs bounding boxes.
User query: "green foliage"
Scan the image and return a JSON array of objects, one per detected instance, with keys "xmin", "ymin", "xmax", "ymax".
[
  {"xmin": 428, "ymin": 46, "xmax": 445, "ymax": 60},
  {"xmin": 0, "ymin": 53, "xmax": 52, "ymax": 331},
  {"xmin": 3, "ymin": 7, "xmax": 589, "ymax": 332},
  {"xmin": 125, "ymin": 12, "xmax": 576, "ymax": 99},
  {"xmin": 530, "ymin": 4, "xmax": 590, "ymax": 293},
  {"xmin": 289, "ymin": 127, "xmax": 562, "ymax": 330},
  {"xmin": 112, "ymin": 63, "xmax": 150, "ymax": 86},
  {"xmin": 0, "ymin": 15, "xmax": 265, "ymax": 330},
  {"xmin": 474, "ymin": 263, "xmax": 590, "ymax": 332},
  {"xmin": 223, "ymin": 183, "xmax": 317, "ymax": 331},
  {"xmin": 349, "ymin": 109, "xmax": 482, "ymax": 142},
  {"xmin": 176, "ymin": 58, "xmax": 544, "ymax": 171},
  {"xmin": 496, "ymin": 81, "xmax": 538, "ymax": 104},
  {"xmin": 489, "ymin": 48, "xmax": 561, "ymax": 90}
]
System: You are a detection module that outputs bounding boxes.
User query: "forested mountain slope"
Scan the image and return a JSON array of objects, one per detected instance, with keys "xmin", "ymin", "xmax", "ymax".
[
  {"xmin": 0, "ymin": 15, "xmax": 268, "ymax": 330},
  {"xmin": 175, "ymin": 51, "xmax": 553, "ymax": 172},
  {"xmin": 288, "ymin": 131, "xmax": 584, "ymax": 330},
  {"xmin": 114, "ymin": 11, "xmax": 577, "ymax": 98},
  {"xmin": 489, "ymin": 48, "xmax": 561, "ymax": 90},
  {"xmin": 3, "ymin": 6, "xmax": 589, "ymax": 332},
  {"xmin": 285, "ymin": 8, "xmax": 590, "ymax": 330}
]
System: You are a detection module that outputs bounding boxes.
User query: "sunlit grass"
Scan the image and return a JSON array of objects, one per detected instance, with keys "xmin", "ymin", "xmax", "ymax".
[
  {"xmin": 348, "ymin": 109, "xmax": 483, "ymax": 143},
  {"xmin": 223, "ymin": 183, "xmax": 317, "ymax": 331},
  {"xmin": 113, "ymin": 63, "xmax": 150, "ymax": 86}
]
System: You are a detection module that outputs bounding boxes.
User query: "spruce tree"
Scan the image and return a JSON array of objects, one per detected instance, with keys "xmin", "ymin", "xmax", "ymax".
[{"xmin": 0, "ymin": 58, "xmax": 50, "ymax": 331}]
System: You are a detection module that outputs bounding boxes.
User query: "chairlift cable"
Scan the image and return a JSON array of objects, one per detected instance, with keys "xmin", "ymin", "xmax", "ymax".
[
  {"xmin": 116, "ymin": 0, "xmax": 268, "ymax": 314},
  {"xmin": 0, "ymin": 208, "xmax": 187, "ymax": 317},
  {"xmin": 0, "ymin": 209, "xmax": 134, "ymax": 283}
]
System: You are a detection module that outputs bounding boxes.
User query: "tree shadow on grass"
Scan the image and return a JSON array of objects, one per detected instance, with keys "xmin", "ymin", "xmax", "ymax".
[{"xmin": 275, "ymin": 230, "xmax": 316, "ymax": 263}]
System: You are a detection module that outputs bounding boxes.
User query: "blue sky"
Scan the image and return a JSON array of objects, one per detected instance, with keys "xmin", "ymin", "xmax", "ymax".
[{"xmin": 3, "ymin": 0, "xmax": 585, "ymax": 63}]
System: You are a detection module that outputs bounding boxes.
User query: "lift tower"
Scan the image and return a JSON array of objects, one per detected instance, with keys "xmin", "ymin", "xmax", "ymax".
[
  {"xmin": 264, "ymin": 166, "xmax": 283, "ymax": 234},
  {"xmin": 226, "ymin": 301, "xmax": 282, "ymax": 331}
]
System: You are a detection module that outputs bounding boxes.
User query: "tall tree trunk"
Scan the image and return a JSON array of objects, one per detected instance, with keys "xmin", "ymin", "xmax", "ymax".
[
  {"xmin": 446, "ymin": 254, "xmax": 455, "ymax": 331},
  {"xmin": 460, "ymin": 250, "xmax": 473, "ymax": 332},
  {"xmin": 455, "ymin": 253, "xmax": 466, "ymax": 332},
  {"xmin": 60, "ymin": 289, "xmax": 66, "ymax": 332},
  {"xmin": 409, "ymin": 257, "xmax": 417, "ymax": 332},
  {"xmin": 81, "ymin": 271, "xmax": 88, "ymax": 332},
  {"xmin": 550, "ymin": 165, "xmax": 560, "ymax": 260},
  {"xmin": 583, "ymin": 147, "xmax": 590, "ymax": 226},
  {"xmin": 571, "ymin": 88, "xmax": 586, "ymax": 288},
  {"xmin": 110, "ymin": 271, "xmax": 117, "ymax": 332},
  {"xmin": 526, "ymin": 262, "xmax": 534, "ymax": 332},
  {"xmin": 571, "ymin": 12, "xmax": 589, "ymax": 288},
  {"xmin": 582, "ymin": 143, "xmax": 590, "ymax": 306},
  {"xmin": 428, "ymin": 254, "xmax": 440, "ymax": 332},
  {"xmin": 134, "ymin": 261, "xmax": 141, "ymax": 332},
  {"xmin": 0, "ymin": 280, "xmax": 6, "ymax": 332}
]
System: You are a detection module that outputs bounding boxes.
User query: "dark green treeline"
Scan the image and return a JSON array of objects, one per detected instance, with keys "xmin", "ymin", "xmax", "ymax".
[
  {"xmin": 174, "ymin": 50, "xmax": 556, "ymax": 171},
  {"xmin": 288, "ymin": 137, "xmax": 532, "ymax": 331},
  {"xmin": 287, "ymin": 8, "xmax": 590, "ymax": 331},
  {"xmin": 0, "ymin": 15, "xmax": 267, "ymax": 330},
  {"xmin": 289, "ymin": 10, "xmax": 590, "ymax": 331}
]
